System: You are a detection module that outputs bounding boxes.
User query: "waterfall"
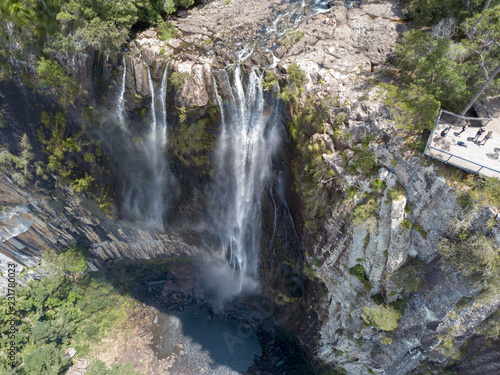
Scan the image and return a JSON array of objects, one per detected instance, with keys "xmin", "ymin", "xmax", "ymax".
[
  {"xmin": 210, "ymin": 64, "xmax": 283, "ymax": 292},
  {"xmin": 117, "ymin": 56, "xmax": 127, "ymax": 129},
  {"xmin": 147, "ymin": 68, "xmax": 157, "ymax": 138},
  {"xmin": 119, "ymin": 64, "xmax": 170, "ymax": 230},
  {"xmin": 159, "ymin": 63, "xmax": 169, "ymax": 148},
  {"xmin": 144, "ymin": 66, "xmax": 167, "ymax": 229}
]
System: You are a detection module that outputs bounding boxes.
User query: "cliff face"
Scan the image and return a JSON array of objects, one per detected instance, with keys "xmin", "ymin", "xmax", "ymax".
[
  {"xmin": 1, "ymin": 0, "xmax": 500, "ymax": 374},
  {"xmin": 0, "ymin": 173, "xmax": 199, "ymax": 294},
  {"xmin": 314, "ymin": 144, "xmax": 500, "ymax": 374}
]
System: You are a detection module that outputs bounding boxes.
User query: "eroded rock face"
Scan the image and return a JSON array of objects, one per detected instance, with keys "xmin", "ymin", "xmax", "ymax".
[
  {"xmin": 307, "ymin": 95, "xmax": 500, "ymax": 374},
  {"xmin": 0, "ymin": 175, "xmax": 200, "ymax": 293}
]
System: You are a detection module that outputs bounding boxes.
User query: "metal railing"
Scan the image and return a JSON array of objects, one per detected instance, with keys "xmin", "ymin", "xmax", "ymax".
[
  {"xmin": 425, "ymin": 145, "xmax": 500, "ymax": 176},
  {"xmin": 424, "ymin": 108, "xmax": 499, "ymax": 177}
]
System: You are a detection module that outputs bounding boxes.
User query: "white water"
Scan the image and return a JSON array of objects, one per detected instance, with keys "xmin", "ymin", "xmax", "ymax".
[
  {"xmin": 120, "ymin": 64, "xmax": 170, "ymax": 230},
  {"xmin": 117, "ymin": 56, "xmax": 127, "ymax": 130},
  {"xmin": 210, "ymin": 63, "xmax": 282, "ymax": 291},
  {"xmin": 159, "ymin": 63, "xmax": 169, "ymax": 148}
]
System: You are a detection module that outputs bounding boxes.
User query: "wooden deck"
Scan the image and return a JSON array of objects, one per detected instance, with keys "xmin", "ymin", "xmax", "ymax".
[{"xmin": 424, "ymin": 105, "xmax": 500, "ymax": 179}]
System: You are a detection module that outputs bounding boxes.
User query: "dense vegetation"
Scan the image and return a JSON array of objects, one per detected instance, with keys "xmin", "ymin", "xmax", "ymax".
[
  {"xmin": 0, "ymin": 247, "xmax": 142, "ymax": 374},
  {"xmin": 384, "ymin": 0, "xmax": 500, "ymax": 130},
  {"xmin": 0, "ymin": 0, "xmax": 194, "ymax": 58}
]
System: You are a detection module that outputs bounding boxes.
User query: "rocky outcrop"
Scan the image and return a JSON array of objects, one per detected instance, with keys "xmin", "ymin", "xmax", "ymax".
[
  {"xmin": 306, "ymin": 85, "xmax": 500, "ymax": 375},
  {"xmin": 0, "ymin": 174, "xmax": 200, "ymax": 293}
]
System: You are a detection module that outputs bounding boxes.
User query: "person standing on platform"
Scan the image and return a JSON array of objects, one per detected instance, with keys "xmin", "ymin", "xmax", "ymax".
[
  {"xmin": 473, "ymin": 127, "xmax": 486, "ymax": 142},
  {"xmin": 458, "ymin": 121, "xmax": 469, "ymax": 136},
  {"xmin": 480, "ymin": 131, "xmax": 493, "ymax": 145},
  {"xmin": 438, "ymin": 126, "xmax": 451, "ymax": 139}
]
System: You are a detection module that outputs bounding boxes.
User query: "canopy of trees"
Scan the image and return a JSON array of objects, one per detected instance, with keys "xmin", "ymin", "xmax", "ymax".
[
  {"xmin": 384, "ymin": 0, "xmax": 499, "ymax": 130},
  {"xmin": 0, "ymin": 0, "xmax": 195, "ymax": 57}
]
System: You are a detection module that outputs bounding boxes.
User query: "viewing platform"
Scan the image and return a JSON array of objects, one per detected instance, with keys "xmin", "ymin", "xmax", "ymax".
[{"xmin": 424, "ymin": 97, "xmax": 500, "ymax": 179}]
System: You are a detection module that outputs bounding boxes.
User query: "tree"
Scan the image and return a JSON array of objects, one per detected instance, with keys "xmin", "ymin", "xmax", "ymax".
[
  {"xmin": 409, "ymin": 0, "xmax": 485, "ymax": 26},
  {"xmin": 395, "ymin": 30, "xmax": 473, "ymax": 110},
  {"xmin": 0, "ymin": 0, "xmax": 34, "ymax": 26},
  {"xmin": 43, "ymin": 246, "xmax": 88, "ymax": 278},
  {"xmin": 36, "ymin": 58, "xmax": 80, "ymax": 108},
  {"xmin": 460, "ymin": 64, "xmax": 500, "ymax": 116},
  {"xmin": 460, "ymin": 4, "xmax": 500, "ymax": 114},
  {"xmin": 381, "ymin": 83, "xmax": 441, "ymax": 132},
  {"xmin": 22, "ymin": 343, "xmax": 68, "ymax": 375},
  {"xmin": 75, "ymin": 17, "xmax": 128, "ymax": 56}
]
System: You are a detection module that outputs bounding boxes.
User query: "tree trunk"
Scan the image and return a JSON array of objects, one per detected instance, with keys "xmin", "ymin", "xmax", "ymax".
[
  {"xmin": 468, "ymin": 0, "xmax": 492, "ymax": 39},
  {"xmin": 460, "ymin": 64, "xmax": 500, "ymax": 117}
]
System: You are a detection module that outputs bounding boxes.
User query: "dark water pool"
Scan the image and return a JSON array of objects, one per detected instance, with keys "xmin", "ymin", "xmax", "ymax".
[{"xmin": 151, "ymin": 304, "xmax": 261, "ymax": 374}]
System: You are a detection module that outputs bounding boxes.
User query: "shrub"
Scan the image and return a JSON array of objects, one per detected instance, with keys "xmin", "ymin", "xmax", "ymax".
[
  {"xmin": 386, "ymin": 186, "xmax": 405, "ymax": 202},
  {"xmin": 158, "ymin": 21, "xmax": 178, "ymax": 41},
  {"xmin": 0, "ymin": 133, "xmax": 34, "ymax": 186},
  {"xmin": 390, "ymin": 256, "xmax": 425, "ymax": 294},
  {"xmin": 43, "ymin": 246, "xmax": 89, "ymax": 277},
  {"xmin": 87, "ymin": 360, "xmax": 140, "ymax": 375},
  {"xmin": 380, "ymin": 82, "xmax": 440, "ymax": 132},
  {"xmin": 169, "ymin": 71, "xmax": 190, "ymax": 90},
  {"xmin": 352, "ymin": 198, "xmax": 377, "ymax": 224},
  {"xmin": 362, "ymin": 305, "xmax": 402, "ymax": 331},
  {"xmin": 439, "ymin": 232, "xmax": 500, "ymax": 300},
  {"xmin": 380, "ymin": 336, "xmax": 393, "ymax": 345},
  {"xmin": 350, "ymin": 149, "xmax": 377, "ymax": 175},
  {"xmin": 262, "ymin": 71, "xmax": 279, "ymax": 92},
  {"xmin": 349, "ymin": 264, "xmax": 369, "ymax": 283},
  {"xmin": 286, "ymin": 63, "xmax": 307, "ymax": 92},
  {"xmin": 22, "ymin": 343, "xmax": 68, "ymax": 375},
  {"xmin": 281, "ymin": 29, "xmax": 305, "ymax": 50}
]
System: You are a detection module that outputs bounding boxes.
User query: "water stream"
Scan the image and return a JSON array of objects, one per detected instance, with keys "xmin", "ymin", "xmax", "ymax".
[
  {"xmin": 207, "ymin": 57, "xmax": 285, "ymax": 293},
  {"xmin": 116, "ymin": 64, "xmax": 170, "ymax": 230}
]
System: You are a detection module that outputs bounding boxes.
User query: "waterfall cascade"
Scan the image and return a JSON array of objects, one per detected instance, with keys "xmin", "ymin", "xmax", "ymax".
[
  {"xmin": 116, "ymin": 56, "xmax": 127, "ymax": 130},
  {"xmin": 117, "ymin": 63, "xmax": 170, "ymax": 230},
  {"xmin": 210, "ymin": 62, "xmax": 283, "ymax": 291}
]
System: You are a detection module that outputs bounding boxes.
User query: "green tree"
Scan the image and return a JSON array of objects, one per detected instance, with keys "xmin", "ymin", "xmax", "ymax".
[
  {"xmin": 57, "ymin": 0, "xmax": 142, "ymax": 53},
  {"xmin": 410, "ymin": 0, "xmax": 484, "ymax": 26},
  {"xmin": 75, "ymin": 18, "xmax": 128, "ymax": 56},
  {"xmin": 381, "ymin": 83, "xmax": 441, "ymax": 131},
  {"xmin": 22, "ymin": 343, "xmax": 68, "ymax": 375},
  {"xmin": 0, "ymin": 0, "xmax": 34, "ymax": 26},
  {"xmin": 460, "ymin": 4, "xmax": 500, "ymax": 114},
  {"xmin": 395, "ymin": 30, "xmax": 472, "ymax": 110},
  {"xmin": 43, "ymin": 247, "xmax": 89, "ymax": 278},
  {"xmin": 36, "ymin": 58, "xmax": 80, "ymax": 108}
]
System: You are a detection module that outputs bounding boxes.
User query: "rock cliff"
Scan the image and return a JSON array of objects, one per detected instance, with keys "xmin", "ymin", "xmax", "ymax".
[{"xmin": 1, "ymin": 0, "xmax": 499, "ymax": 374}]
